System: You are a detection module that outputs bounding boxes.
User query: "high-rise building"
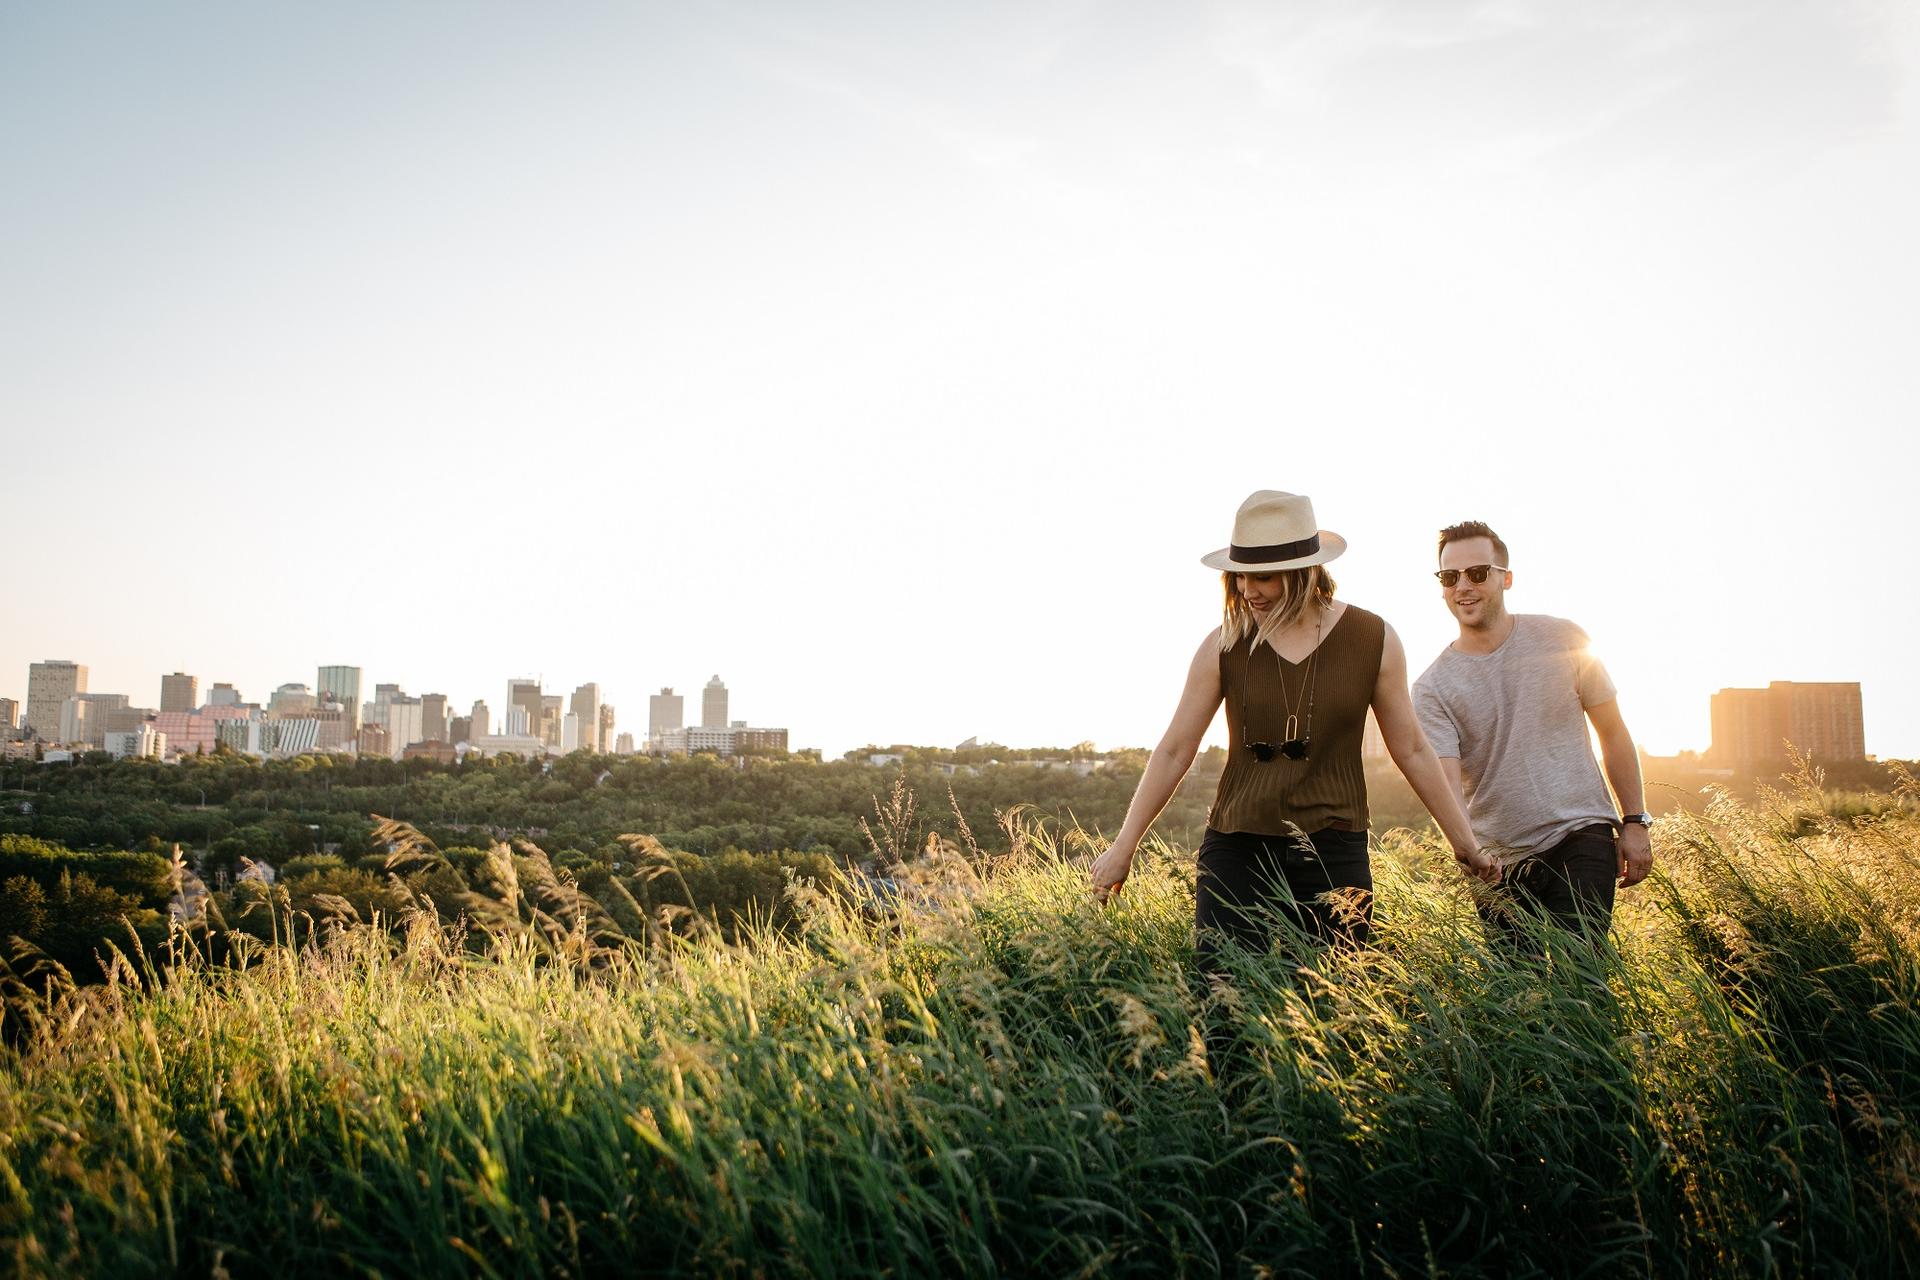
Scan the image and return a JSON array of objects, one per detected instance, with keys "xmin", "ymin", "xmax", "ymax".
[
  {"xmin": 562, "ymin": 712, "xmax": 583, "ymax": 753},
  {"xmin": 105, "ymin": 724, "xmax": 166, "ymax": 760},
  {"xmin": 703, "ymin": 675, "xmax": 728, "ymax": 729},
  {"xmin": 269, "ymin": 684, "xmax": 316, "ymax": 717},
  {"xmin": 207, "ymin": 683, "xmax": 244, "ymax": 707},
  {"xmin": 570, "ymin": 683, "xmax": 602, "ymax": 753},
  {"xmin": 160, "ymin": 672, "xmax": 198, "ymax": 714},
  {"xmin": 0, "ymin": 698, "xmax": 17, "ymax": 739},
  {"xmin": 1710, "ymin": 681, "xmax": 1866, "ymax": 766},
  {"xmin": 615, "ymin": 731, "xmax": 635, "ymax": 755},
  {"xmin": 317, "ymin": 666, "xmax": 363, "ymax": 737},
  {"xmin": 508, "ymin": 680, "xmax": 542, "ymax": 746},
  {"xmin": 540, "ymin": 695, "xmax": 563, "ymax": 749},
  {"xmin": 650, "ymin": 688, "xmax": 683, "ymax": 738},
  {"xmin": 62, "ymin": 693, "xmax": 131, "ymax": 747},
  {"xmin": 470, "ymin": 700, "xmax": 491, "ymax": 739},
  {"xmin": 25, "ymin": 660, "xmax": 87, "ymax": 741},
  {"xmin": 598, "ymin": 704, "xmax": 616, "ymax": 754},
  {"xmin": 449, "ymin": 715, "xmax": 472, "ymax": 745},
  {"xmin": 421, "ymin": 693, "xmax": 450, "ymax": 742},
  {"xmin": 384, "ymin": 696, "xmax": 425, "ymax": 759}
]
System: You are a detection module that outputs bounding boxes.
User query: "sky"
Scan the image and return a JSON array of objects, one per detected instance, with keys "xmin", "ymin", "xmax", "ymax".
[{"xmin": 2, "ymin": 0, "xmax": 1915, "ymax": 761}]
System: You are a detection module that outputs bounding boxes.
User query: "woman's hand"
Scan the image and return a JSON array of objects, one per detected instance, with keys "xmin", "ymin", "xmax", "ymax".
[
  {"xmin": 1454, "ymin": 842, "xmax": 1501, "ymax": 885},
  {"xmin": 1090, "ymin": 841, "xmax": 1137, "ymax": 904}
]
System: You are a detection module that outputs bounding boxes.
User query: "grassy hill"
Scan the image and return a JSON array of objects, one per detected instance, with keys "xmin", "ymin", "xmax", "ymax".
[{"xmin": 1, "ymin": 774, "xmax": 1916, "ymax": 1276}]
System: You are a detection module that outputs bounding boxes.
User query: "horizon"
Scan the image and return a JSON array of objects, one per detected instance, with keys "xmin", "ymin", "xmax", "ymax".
[{"xmin": 4, "ymin": 3, "xmax": 1915, "ymax": 761}]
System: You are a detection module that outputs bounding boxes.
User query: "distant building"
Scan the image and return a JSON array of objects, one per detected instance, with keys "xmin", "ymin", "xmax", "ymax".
[
  {"xmin": 615, "ymin": 731, "xmax": 635, "ymax": 755},
  {"xmin": 598, "ymin": 704, "xmax": 616, "ymax": 754},
  {"xmin": 25, "ymin": 660, "xmax": 87, "ymax": 741},
  {"xmin": 1710, "ymin": 681, "xmax": 1866, "ymax": 766},
  {"xmin": 652, "ymin": 723, "xmax": 788, "ymax": 758},
  {"xmin": 508, "ymin": 680, "xmax": 543, "ymax": 747},
  {"xmin": 317, "ymin": 666, "xmax": 363, "ymax": 737},
  {"xmin": 464, "ymin": 732, "xmax": 549, "ymax": 759},
  {"xmin": 358, "ymin": 724, "xmax": 391, "ymax": 758},
  {"xmin": 0, "ymin": 698, "xmax": 16, "ymax": 740},
  {"xmin": 62, "ymin": 693, "xmax": 131, "ymax": 747},
  {"xmin": 206, "ymin": 682, "xmax": 244, "ymax": 707},
  {"xmin": 105, "ymin": 725, "xmax": 166, "ymax": 760},
  {"xmin": 570, "ymin": 683, "xmax": 602, "ymax": 753},
  {"xmin": 470, "ymin": 700, "xmax": 491, "ymax": 739},
  {"xmin": 155, "ymin": 705, "xmax": 253, "ymax": 758},
  {"xmin": 160, "ymin": 672, "xmax": 198, "ymax": 714},
  {"xmin": 421, "ymin": 693, "xmax": 450, "ymax": 742},
  {"xmin": 540, "ymin": 695, "xmax": 563, "ymax": 749},
  {"xmin": 384, "ymin": 696, "xmax": 424, "ymax": 759},
  {"xmin": 269, "ymin": 684, "xmax": 316, "ymax": 717},
  {"xmin": 703, "ymin": 675, "xmax": 728, "ymax": 729},
  {"xmin": 650, "ymin": 687, "xmax": 683, "ymax": 737},
  {"xmin": 562, "ymin": 712, "xmax": 583, "ymax": 753},
  {"xmin": 449, "ymin": 715, "xmax": 472, "ymax": 745},
  {"xmin": 402, "ymin": 739, "xmax": 458, "ymax": 765}
]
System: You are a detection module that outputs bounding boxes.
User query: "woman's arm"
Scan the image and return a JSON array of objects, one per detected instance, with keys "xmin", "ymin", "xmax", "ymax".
[
  {"xmin": 1090, "ymin": 631, "xmax": 1223, "ymax": 901},
  {"xmin": 1373, "ymin": 624, "xmax": 1500, "ymax": 884}
]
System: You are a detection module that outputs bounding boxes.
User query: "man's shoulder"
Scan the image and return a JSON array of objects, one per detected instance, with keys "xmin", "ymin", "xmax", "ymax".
[
  {"xmin": 1412, "ymin": 645, "xmax": 1461, "ymax": 695},
  {"xmin": 1516, "ymin": 614, "xmax": 1592, "ymax": 649}
]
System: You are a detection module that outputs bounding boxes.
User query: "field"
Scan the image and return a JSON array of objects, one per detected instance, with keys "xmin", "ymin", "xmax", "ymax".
[{"xmin": 2, "ymin": 773, "xmax": 1917, "ymax": 1278}]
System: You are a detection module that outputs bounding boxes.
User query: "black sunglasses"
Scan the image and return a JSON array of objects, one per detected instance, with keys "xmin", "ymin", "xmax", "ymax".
[
  {"xmin": 1249, "ymin": 737, "xmax": 1310, "ymax": 762},
  {"xmin": 1434, "ymin": 564, "xmax": 1508, "ymax": 588}
]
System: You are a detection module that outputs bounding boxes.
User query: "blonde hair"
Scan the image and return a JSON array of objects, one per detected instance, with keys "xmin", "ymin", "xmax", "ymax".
[{"xmin": 1219, "ymin": 566, "xmax": 1336, "ymax": 652}]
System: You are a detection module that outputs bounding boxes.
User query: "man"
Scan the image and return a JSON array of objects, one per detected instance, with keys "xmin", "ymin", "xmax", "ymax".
[{"xmin": 1412, "ymin": 520, "xmax": 1653, "ymax": 949}]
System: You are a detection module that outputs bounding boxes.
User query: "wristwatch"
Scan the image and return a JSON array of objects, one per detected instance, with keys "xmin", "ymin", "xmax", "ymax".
[{"xmin": 1619, "ymin": 812, "xmax": 1653, "ymax": 827}]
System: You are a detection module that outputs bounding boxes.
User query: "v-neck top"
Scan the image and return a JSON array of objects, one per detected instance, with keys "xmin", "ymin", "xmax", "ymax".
[{"xmin": 1209, "ymin": 604, "xmax": 1386, "ymax": 838}]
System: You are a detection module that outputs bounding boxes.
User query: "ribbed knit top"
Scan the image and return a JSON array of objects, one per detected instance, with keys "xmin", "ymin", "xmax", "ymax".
[{"xmin": 1209, "ymin": 604, "xmax": 1386, "ymax": 837}]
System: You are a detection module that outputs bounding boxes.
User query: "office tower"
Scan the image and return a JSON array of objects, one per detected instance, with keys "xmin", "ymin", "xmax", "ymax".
[
  {"xmin": 615, "ymin": 731, "xmax": 635, "ymax": 755},
  {"xmin": 470, "ymin": 700, "xmax": 491, "ymax": 738},
  {"xmin": 421, "ymin": 693, "xmax": 450, "ymax": 742},
  {"xmin": 207, "ymin": 683, "xmax": 243, "ymax": 707},
  {"xmin": 508, "ymin": 680, "xmax": 542, "ymax": 745},
  {"xmin": 540, "ymin": 695, "xmax": 562, "ymax": 748},
  {"xmin": 385, "ymin": 696, "xmax": 424, "ymax": 757},
  {"xmin": 359, "ymin": 724, "xmax": 391, "ymax": 757},
  {"xmin": 449, "ymin": 715, "xmax": 472, "ymax": 745},
  {"xmin": 317, "ymin": 666, "xmax": 363, "ymax": 736},
  {"xmin": 268, "ymin": 684, "xmax": 316, "ymax": 716},
  {"xmin": 570, "ymin": 683, "xmax": 602, "ymax": 753},
  {"xmin": 598, "ymin": 704, "xmax": 616, "ymax": 754},
  {"xmin": 0, "ymin": 698, "xmax": 17, "ymax": 736},
  {"xmin": 649, "ymin": 688, "xmax": 683, "ymax": 738},
  {"xmin": 160, "ymin": 672, "xmax": 198, "ymax": 714},
  {"xmin": 1710, "ymin": 682, "xmax": 1866, "ymax": 766},
  {"xmin": 702, "ymin": 675, "xmax": 728, "ymax": 729},
  {"xmin": 562, "ymin": 713, "xmax": 582, "ymax": 753},
  {"xmin": 26, "ymin": 660, "xmax": 87, "ymax": 740}
]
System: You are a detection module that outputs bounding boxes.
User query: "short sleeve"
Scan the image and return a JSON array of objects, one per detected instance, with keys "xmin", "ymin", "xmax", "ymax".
[
  {"xmin": 1566, "ymin": 623, "xmax": 1618, "ymax": 708},
  {"xmin": 1413, "ymin": 675, "xmax": 1460, "ymax": 758}
]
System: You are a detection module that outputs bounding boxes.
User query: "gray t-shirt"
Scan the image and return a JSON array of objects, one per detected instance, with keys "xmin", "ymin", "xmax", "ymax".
[{"xmin": 1413, "ymin": 614, "xmax": 1619, "ymax": 866}]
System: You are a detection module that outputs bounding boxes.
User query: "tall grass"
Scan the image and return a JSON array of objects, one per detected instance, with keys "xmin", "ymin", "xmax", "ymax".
[{"xmin": 1, "ymin": 774, "xmax": 1916, "ymax": 1277}]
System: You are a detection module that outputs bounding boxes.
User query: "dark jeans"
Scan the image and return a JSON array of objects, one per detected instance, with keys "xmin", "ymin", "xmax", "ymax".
[
  {"xmin": 1478, "ymin": 823, "xmax": 1619, "ymax": 952},
  {"xmin": 1194, "ymin": 825, "xmax": 1373, "ymax": 974}
]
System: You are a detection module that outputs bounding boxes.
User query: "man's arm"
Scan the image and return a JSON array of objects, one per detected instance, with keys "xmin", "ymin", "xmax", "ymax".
[
  {"xmin": 1586, "ymin": 698, "xmax": 1652, "ymax": 887},
  {"xmin": 1375, "ymin": 627, "xmax": 1497, "ymax": 883}
]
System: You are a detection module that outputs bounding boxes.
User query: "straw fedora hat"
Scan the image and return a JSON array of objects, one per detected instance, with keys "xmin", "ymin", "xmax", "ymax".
[{"xmin": 1200, "ymin": 490, "xmax": 1347, "ymax": 572}]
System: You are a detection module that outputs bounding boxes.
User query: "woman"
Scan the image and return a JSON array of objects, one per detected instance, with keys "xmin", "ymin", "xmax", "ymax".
[{"xmin": 1090, "ymin": 490, "xmax": 1496, "ymax": 969}]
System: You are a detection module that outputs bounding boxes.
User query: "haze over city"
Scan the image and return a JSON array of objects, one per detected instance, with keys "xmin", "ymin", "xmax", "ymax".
[{"xmin": 3, "ymin": 2, "xmax": 1915, "ymax": 761}]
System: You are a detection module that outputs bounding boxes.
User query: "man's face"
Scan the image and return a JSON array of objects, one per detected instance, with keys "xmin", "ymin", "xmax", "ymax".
[{"xmin": 1438, "ymin": 536, "xmax": 1512, "ymax": 631}]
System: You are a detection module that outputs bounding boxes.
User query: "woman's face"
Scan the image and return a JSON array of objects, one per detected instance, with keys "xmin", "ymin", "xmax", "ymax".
[{"xmin": 1236, "ymin": 573, "xmax": 1281, "ymax": 616}]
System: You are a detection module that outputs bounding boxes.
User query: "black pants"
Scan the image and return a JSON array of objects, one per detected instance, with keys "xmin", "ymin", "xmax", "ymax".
[
  {"xmin": 1194, "ymin": 825, "xmax": 1373, "ymax": 973},
  {"xmin": 1478, "ymin": 823, "xmax": 1618, "ymax": 952}
]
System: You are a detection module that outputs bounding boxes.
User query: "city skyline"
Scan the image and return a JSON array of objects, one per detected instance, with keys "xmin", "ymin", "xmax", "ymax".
[{"xmin": 3, "ymin": 4, "xmax": 1915, "ymax": 761}]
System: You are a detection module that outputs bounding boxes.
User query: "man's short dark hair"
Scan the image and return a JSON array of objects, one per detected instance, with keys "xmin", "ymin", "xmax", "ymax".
[{"xmin": 1438, "ymin": 520, "xmax": 1509, "ymax": 566}]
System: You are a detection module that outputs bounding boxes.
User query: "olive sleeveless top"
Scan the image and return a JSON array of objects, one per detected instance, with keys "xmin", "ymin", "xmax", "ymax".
[{"xmin": 1209, "ymin": 604, "xmax": 1386, "ymax": 837}]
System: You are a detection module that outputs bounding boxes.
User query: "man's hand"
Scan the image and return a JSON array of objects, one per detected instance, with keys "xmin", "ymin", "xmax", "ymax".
[
  {"xmin": 1455, "ymin": 843, "xmax": 1501, "ymax": 886},
  {"xmin": 1090, "ymin": 842, "xmax": 1135, "ymax": 905},
  {"xmin": 1618, "ymin": 823, "xmax": 1653, "ymax": 887}
]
